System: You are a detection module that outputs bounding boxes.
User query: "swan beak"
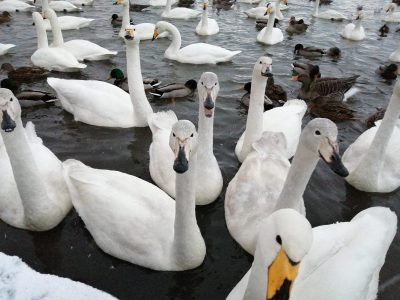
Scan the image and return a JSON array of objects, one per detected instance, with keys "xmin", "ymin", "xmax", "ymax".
[
  {"xmin": 113, "ymin": 0, "xmax": 123, "ymax": 5},
  {"xmin": 261, "ymin": 65, "xmax": 272, "ymax": 77},
  {"xmin": 319, "ymin": 138, "xmax": 349, "ymax": 177},
  {"xmin": 173, "ymin": 144, "xmax": 190, "ymax": 174},
  {"xmin": 267, "ymin": 249, "xmax": 299, "ymax": 300},
  {"xmin": 124, "ymin": 28, "xmax": 135, "ymax": 40},
  {"xmin": 203, "ymin": 2, "xmax": 208, "ymax": 10},
  {"xmin": 152, "ymin": 30, "xmax": 159, "ymax": 41},
  {"xmin": 264, "ymin": 6, "xmax": 273, "ymax": 16},
  {"xmin": 1, "ymin": 110, "xmax": 16, "ymax": 133},
  {"xmin": 204, "ymin": 92, "xmax": 214, "ymax": 118},
  {"xmin": 282, "ymin": 0, "xmax": 288, "ymax": 4}
]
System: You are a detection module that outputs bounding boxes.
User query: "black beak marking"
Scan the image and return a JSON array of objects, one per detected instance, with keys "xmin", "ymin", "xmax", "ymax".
[
  {"xmin": 204, "ymin": 93, "xmax": 214, "ymax": 109},
  {"xmin": 125, "ymin": 35, "xmax": 133, "ymax": 40},
  {"xmin": 261, "ymin": 67, "xmax": 272, "ymax": 77},
  {"xmin": 1, "ymin": 110, "xmax": 16, "ymax": 133},
  {"xmin": 173, "ymin": 146, "xmax": 189, "ymax": 174},
  {"xmin": 319, "ymin": 150, "xmax": 349, "ymax": 177}
]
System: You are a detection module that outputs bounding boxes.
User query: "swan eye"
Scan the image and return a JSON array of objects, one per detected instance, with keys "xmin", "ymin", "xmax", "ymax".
[
  {"xmin": 315, "ymin": 130, "xmax": 321, "ymax": 136},
  {"xmin": 214, "ymin": 82, "xmax": 217, "ymax": 86},
  {"xmin": 9, "ymin": 98, "xmax": 12, "ymax": 102},
  {"xmin": 259, "ymin": 61, "xmax": 262, "ymax": 64},
  {"xmin": 276, "ymin": 235, "xmax": 282, "ymax": 245},
  {"xmin": 172, "ymin": 133, "xmax": 176, "ymax": 137},
  {"xmin": 190, "ymin": 133, "xmax": 194, "ymax": 137},
  {"xmin": 201, "ymin": 82, "xmax": 204, "ymax": 85}
]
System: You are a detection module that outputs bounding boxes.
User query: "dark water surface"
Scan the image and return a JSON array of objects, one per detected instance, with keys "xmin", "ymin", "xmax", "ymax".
[{"xmin": 1, "ymin": 0, "xmax": 400, "ymax": 299}]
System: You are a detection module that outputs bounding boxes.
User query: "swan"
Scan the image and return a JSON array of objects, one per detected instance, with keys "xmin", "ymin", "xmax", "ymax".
[
  {"xmin": 0, "ymin": 252, "xmax": 117, "ymax": 299},
  {"xmin": 66, "ymin": 0, "xmax": 94, "ymax": 6},
  {"xmin": 114, "ymin": 0, "xmax": 168, "ymax": 40},
  {"xmin": 0, "ymin": 88, "xmax": 72, "ymax": 231},
  {"xmin": 31, "ymin": 12, "xmax": 86, "ymax": 72},
  {"xmin": 256, "ymin": 3, "xmax": 283, "ymax": 45},
  {"xmin": 0, "ymin": 43, "xmax": 15, "ymax": 55},
  {"xmin": 341, "ymin": 7, "xmax": 365, "ymax": 41},
  {"xmin": 0, "ymin": 0, "xmax": 33, "ymax": 12},
  {"xmin": 235, "ymin": 57, "xmax": 306, "ymax": 163},
  {"xmin": 46, "ymin": 0, "xmax": 82, "ymax": 12},
  {"xmin": 389, "ymin": 44, "xmax": 400, "ymax": 62},
  {"xmin": 149, "ymin": 0, "xmax": 176, "ymax": 6},
  {"xmin": 148, "ymin": 72, "xmax": 223, "ymax": 205},
  {"xmin": 44, "ymin": 8, "xmax": 117, "ymax": 61},
  {"xmin": 342, "ymin": 79, "xmax": 400, "ymax": 193},
  {"xmin": 384, "ymin": 3, "xmax": 400, "ymax": 23},
  {"xmin": 226, "ymin": 118, "xmax": 349, "ymax": 254},
  {"xmin": 47, "ymin": 25, "xmax": 153, "ymax": 127},
  {"xmin": 161, "ymin": 0, "xmax": 201, "ymax": 19},
  {"xmin": 228, "ymin": 207, "xmax": 397, "ymax": 300},
  {"xmin": 196, "ymin": 0, "xmax": 219, "ymax": 36},
  {"xmin": 246, "ymin": 0, "xmax": 287, "ymax": 20},
  {"xmin": 153, "ymin": 21, "xmax": 240, "ymax": 64},
  {"xmin": 312, "ymin": 0, "xmax": 347, "ymax": 21},
  {"xmin": 63, "ymin": 120, "xmax": 206, "ymax": 271}
]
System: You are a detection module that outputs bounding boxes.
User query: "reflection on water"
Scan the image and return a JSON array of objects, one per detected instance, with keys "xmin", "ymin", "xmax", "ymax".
[{"xmin": 0, "ymin": 0, "xmax": 399, "ymax": 298}]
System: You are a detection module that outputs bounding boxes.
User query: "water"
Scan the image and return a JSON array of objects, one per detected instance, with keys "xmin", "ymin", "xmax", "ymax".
[{"xmin": 1, "ymin": 0, "xmax": 400, "ymax": 299}]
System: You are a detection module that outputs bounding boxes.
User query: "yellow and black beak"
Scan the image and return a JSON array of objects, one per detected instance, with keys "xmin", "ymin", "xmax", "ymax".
[
  {"xmin": 203, "ymin": 2, "xmax": 208, "ymax": 10},
  {"xmin": 125, "ymin": 28, "xmax": 135, "ymax": 40},
  {"xmin": 264, "ymin": 6, "xmax": 273, "ymax": 16},
  {"xmin": 282, "ymin": 0, "xmax": 288, "ymax": 5},
  {"xmin": 267, "ymin": 249, "xmax": 300, "ymax": 300},
  {"xmin": 113, "ymin": 0, "xmax": 123, "ymax": 5},
  {"xmin": 152, "ymin": 29, "xmax": 159, "ymax": 41}
]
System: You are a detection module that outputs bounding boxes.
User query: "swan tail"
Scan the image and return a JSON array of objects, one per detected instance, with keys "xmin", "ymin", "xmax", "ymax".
[
  {"xmin": 62, "ymin": 159, "xmax": 100, "ymax": 186},
  {"xmin": 25, "ymin": 122, "xmax": 43, "ymax": 144},
  {"xmin": 343, "ymin": 87, "xmax": 360, "ymax": 102},
  {"xmin": 147, "ymin": 110, "xmax": 178, "ymax": 134},
  {"xmin": 83, "ymin": 52, "xmax": 118, "ymax": 61}
]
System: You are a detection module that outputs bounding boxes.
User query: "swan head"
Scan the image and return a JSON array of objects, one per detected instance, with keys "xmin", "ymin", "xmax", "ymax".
[
  {"xmin": 124, "ymin": 25, "xmax": 140, "ymax": 44},
  {"xmin": 301, "ymin": 118, "xmax": 349, "ymax": 177},
  {"xmin": 0, "ymin": 88, "xmax": 20, "ymax": 133},
  {"xmin": 355, "ymin": 7, "xmax": 364, "ymax": 20},
  {"xmin": 170, "ymin": 120, "xmax": 198, "ymax": 174},
  {"xmin": 203, "ymin": 0, "xmax": 208, "ymax": 10},
  {"xmin": 253, "ymin": 57, "xmax": 273, "ymax": 79},
  {"xmin": 113, "ymin": 0, "xmax": 127, "ymax": 6},
  {"xmin": 198, "ymin": 72, "xmax": 219, "ymax": 118},
  {"xmin": 42, "ymin": 8, "xmax": 57, "ymax": 20},
  {"xmin": 264, "ymin": 3, "xmax": 275, "ymax": 16},
  {"xmin": 32, "ymin": 11, "xmax": 44, "ymax": 25},
  {"xmin": 387, "ymin": 3, "xmax": 396, "ymax": 13},
  {"xmin": 153, "ymin": 21, "xmax": 170, "ymax": 41}
]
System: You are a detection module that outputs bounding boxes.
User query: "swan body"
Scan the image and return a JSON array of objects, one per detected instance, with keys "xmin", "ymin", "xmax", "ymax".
[
  {"xmin": 0, "ymin": 0, "xmax": 33, "ymax": 12},
  {"xmin": 42, "ymin": 16, "xmax": 94, "ymax": 31},
  {"xmin": 313, "ymin": 0, "xmax": 347, "ymax": 20},
  {"xmin": 389, "ymin": 44, "xmax": 400, "ymax": 62},
  {"xmin": 256, "ymin": 3, "xmax": 283, "ymax": 45},
  {"xmin": 161, "ymin": 0, "xmax": 201, "ymax": 19},
  {"xmin": 149, "ymin": 0, "xmax": 176, "ymax": 6},
  {"xmin": 48, "ymin": 0, "xmax": 81, "ymax": 12},
  {"xmin": 0, "ymin": 43, "xmax": 15, "ymax": 55},
  {"xmin": 227, "ymin": 118, "xmax": 348, "ymax": 254},
  {"xmin": 45, "ymin": 9, "xmax": 117, "ymax": 61},
  {"xmin": 196, "ymin": 1, "xmax": 219, "ymax": 36},
  {"xmin": 63, "ymin": 121, "xmax": 206, "ymax": 271},
  {"xmin": 341, "ymin": 9, "xmax": 365, "ymax": 41},
  {"xmin": 66, "ymin": 0, "xmax": 94, "ymax": 6},
  {"xmin": 154, "ymin": 21, "xmax": 240, "ymax": 64},
  {"xmin": 0, "ymin": 88, "xmax": 72, "ymax": 231},
  {"xmin": 31, "ymin": 13, "xmax": 86, "ymax": 72},
  {"xmin": 384, "ymin": 3, "xmax": 400, "ymax": 23},
  {"xmin": 228, "ymin": 207, "xmax": 397, "ymax": 300},
  {"xmin": 342, "ymin": 80, "xmax": 400, "ymax": 193},
  {"xmin": 47, "ymin": 26, "xmax": 153, "ymax": 128},
  {"xmin": 149, "ymin": 72, "xmax": 223, "ymax": 205}
]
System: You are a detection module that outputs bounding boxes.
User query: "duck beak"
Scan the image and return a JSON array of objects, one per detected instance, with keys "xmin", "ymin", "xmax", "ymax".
[
  {"xmin": 318, "ymin": 138, "xmax": 349, "ymax": 177},
  {"xmin": 152, "ymin": 30, "xmax": 159, "ymax": 41},
  {"xmin": 291, "ymin": 75, "xmax": 299, "ymax": 81},
  {"xmin": 267, "ymin": 249, "xmax": 299, "ymax": 300},
  {"xmin": 173, "ymin": 142, "xmax": 190, "ymax": 174},
  {"xmin": 1, "ymin": 110, "xmax": 16, "ymax": 133},
  {"xmin": 106, "ymin": 76, "xmax": 112, "ymax": 80}
]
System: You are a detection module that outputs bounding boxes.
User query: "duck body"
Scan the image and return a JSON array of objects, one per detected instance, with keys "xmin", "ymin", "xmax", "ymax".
[
  {"xmin": 294, "ymin": 44, "xmax": 325, "ymax": 57},
  {"xmin": 308, "ymin": 95, "xmax": 356, "ymax": 122},
  {"xmin": 1, "ymin": 63, "xmax": 49, "ymax": 83},
  {"xmin": 0, "ymin": 0, "xmax": 33, "ymax": 12},
  {"xmin": 378, "ymin": 64, "xmax": 399, "ymax": 80},
  {"xmin": 286, "ymin": 17, "xmax": 309, "ymax": 34},
  {"xmin": 0, "ymin": 11, "xmax": 11, "ymax": 23},
  {"xmin": 266, "ymin": 75, "xmax": 287, "ymax": 103},
  {"xmin": 150, "ymin": 80, "xmax": 197, "ymax": 99},
  {"xmin": 108, "ymin": 68, "xmax": 160, "ymax": 92},
  {"xmin": 0, "ymin": 43, "xmax": 15, "ymax": 55}
]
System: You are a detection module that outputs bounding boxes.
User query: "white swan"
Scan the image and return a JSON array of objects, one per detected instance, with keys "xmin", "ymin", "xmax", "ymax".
[
  {"xmin": 389, "ymin": 44, "xmax": 400, "ymax": 62},
  {"xmin": 226, "ymin": 118, "xmax": 349, "ymax": 254},
  {"xmin": 31, "ymin": 12, "xmax": 86, "ymax": 72},
  {"xmin": 341, "ymin": 8, "xmax": 365, "ymax": 41},
  {"xmin": 384, "ymin": 3, "xmax": 400, "ymax": 23},
  {"xmin": 246, "ymin": 0, "xmax": 287, "ymax": 20},
  {"xmin": 0, "ymin": 43, "xmax": 15, "ymax": 55},
  {"xmin": 0, "ymin": 252, "xmax": 116, "ymax": 300},
  {"xmin": 47, "ymin": 26, "xmax": 153, "ymax": 127},
  {"xmin": 235, "ymin": 57, "xmax": 306, "ymax": 163},
  {"xmin": 63, "ymin": 120, "xmax": 206, "ymax": 271},
  {"xmin": 228, "ymin": 207, "xmax": 397, "ymax": 300},
  {"xmin": 313, "ymin": 0, "xmax": 347, "ymax": 21},
  {"xmin": 161, "ymin": 0, "xmax": 201, "ymax": 19},
  {"xmin": 342, "ymin": 80, "xmax": 400, "ymax": 193},
  {"xmin": 256, "ymin": 3, "xmax": 283, "ymax": 45},
  {"xmin": 45, "ymin": 8, "xmax": 117, "ymax": 61},
  {"xmin": 149, "ymin": 0, "xmax": 176, "ymax": 7},
  {"xmin": 47, "ymin": 0, "xmax": 82, "ymax": 12},
  {"xmin": 114, "ymin": 0, "xmax": 167, "ymax": 40},
  {"xmin": 196, "ymin": 0, "xmax": 219, "ymax": 36},
  {"xmin": 153, "ymin": 21, "xmax": 240, "ymax": 64},
  {"xmin": 0, "ymin": 88, "xmax": 72, "ymax": 231},
  {"xmin": 66, "ymin": 0, "xmax": 94, "ymax": 6},
  {"xmin": 0, "ymin": 0, "xmax": 33, "ymax": 12},
  {"xmin": 148, "ymin": 72, "xmax": 223, "ymax": 205}
]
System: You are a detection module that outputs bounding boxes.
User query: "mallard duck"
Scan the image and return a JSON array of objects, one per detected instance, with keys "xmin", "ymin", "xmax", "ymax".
[
  {"xmin": 177, "ymin": 0, "xmax": 195, "ymax": 7},
  {"xmin": 107, "ymin": 68, "xmax": 161, "ymax": 91},
  {"xmin": 111, "ymin": 14, "xmax": 123, "ymax": 25},
  {"xmin": 149, "ymin": 79, "xmax": 197, "ymax": 100},
  {"xmin": 286, "ymin": 16, "xmax": 309, "ymax": 34},
  {"xmin": 1, "ymin": 63, "xmax": 49, "ymax": 83},
  {"xmin": 0, "ymin": 11, "xmax": 11, "ymax": 23},
  {"xmin": 291, "ymin": 62, "xmax": 321, "ymax": 78},
  {"xmin": 377, "ymin": 63, "xmax": 399, "ymax": 80},
  {"xmin": 294, "ymin": 44, "xmax": 325, "ymax": 57},
  {"xmin": 379, "ymin": 24, "xmax": 390, "ymax": 37},
  {"xmin": 240, "ymin": 82, "xmax": 273, "ymax": 109},
  {"xmin": 326, "ymin": 46, "xmax": 341, "ymax": 59},
  {"xmin": 308, "ymin": 93, "xmax": 356, "ymax": 122},
  {"xmin": 266, "ymin": 74, "xmax": 287, "ymax": 104},
  {"xmin": 129, "ymin": 0, "xmax": 149, "ymax": 11},
  {"xmin": 366, "ymin": 108, "xmax": 386, "ymax": 128}
]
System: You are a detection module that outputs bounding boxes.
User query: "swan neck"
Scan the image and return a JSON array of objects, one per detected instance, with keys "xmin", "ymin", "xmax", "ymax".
[
  {"xmin": 120, "ymin": 3, "xmax": 130, "ymax": 37},
  {"xmin": 355, "ymin": 18, "xmax": 362, "ymax": 29},
  {"xmin": 41, "ymin": 0, "xmax": 50, "ymax": 12},
  {"xmin": 201, "ymin": 8, "xmax": 208, "ymax": 29},
  {"xmin": 263, "ymin": 11, "xmax": 275, "ymax": 38},
  {"xmin": 47, "ymin": 10, "xmax": 64, "ymax": 46},
  {"xmin": 314, "ymin": 0, "xmax": 319, "ymax": 15},
  {"xmin": 198, "ymin": 106, "xmax": 214, "ymax": 155},
  {"xmin": 35, "ymin": 18, "xmax": 48, "ymax": 49},
  {"xmin": 165, "ymin": 24, "xmax": 182, "ymax": 56},
  {"xmin": 165, "ymin": 0, "xmax": 172, "ymax": 12}
]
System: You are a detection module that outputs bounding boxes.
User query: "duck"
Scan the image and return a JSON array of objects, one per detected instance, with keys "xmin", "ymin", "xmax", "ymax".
[
  {"xmin": 327, "ymin": 46, "xmax": 341, "ymax": 58},
  {"xmin": 1, "ymin": 63, "xmax": 49, "ymax": 83},
  {"xmin": 343, "ymin": 80, "xmax": 400, "ymax": 193},
  {"xmin": 266, "ymin": 74, "xmax": 287, "ymax": 104},
  {"xmin": 312, "ymin": 0, "xmax": 347, "ymax": 20},
  {"xmin": 0, "ymin": 43, "xmax": 16, "ymax": 55},
  {"xmin": 377, "ymin": 63, "xmax": 399, "ymax": 80},
  {"xmin": 177, "ymin": 0, "xmax": 195, "ymax": 8},
  {"xmin": 291, "ymin": 61, "xmax": 320, "ymax": 77},
  {"xmin": 366, "ymin": 108, "xmax": 385, "ymax": 129},
  {"xmin": 379, "ymin": 24, "xmax": 390, "ymax": 37},
  {"xmin": 129, "ymin": 0, "xmax": 150, "ymax": 11},
  {"xmin": 384, "ymin": 3, "xmax": 400, "ymax": 23},
  {"xmin": 149, "ymin": 79, "xmax": 197, "ymax": 100},
  {"xmin": 161, "ymin": 0, "xmax": 201, "ymax": 19},
  {"xmin": 235, "ymin": 57, "xmax": 307, "ymax": 163},
  {"xmin": 256, "ymin": 3, "xmax": 283, "ymax": 45},
  {"xmin": 240, "ymin": 82, "xmax": 273, "ymax": 109},
  {"xmin": 390, "ymin": 44, "xmax": 400, "ymax": 62},
  {"xmin": 0, "ymin": 88, "xmax": 71, "ymax": 230},
  {"xmin": 152, "ymin": 21, "xmax": 240, "ymax": 64},
  {"xmin": 286, "ymin": 16, "xmax": 309, "ymax": 34},
  {"xmin": 0, "ymin": 0, "xmax": 33, "ymax": 12},
  {"xmin": 148, "ymin": 73, "xmax": 222, "ymax": 205},
  {"xmin": 0, "ymin": 11, "xmax": 11, "ymax": 23},
  {"xmin": 196, "ymin": 0, "xmax": 219, "ymax": 36},
  {"xmin": 227, "ymin": 207, "xmax": 397, "ymax": 300},
  {"xmin": 63, "ymin": 120, "xmax": 206, "ymax": 271},
  {"xmin": 45, "ymin": 0, "xmax": 82, "ymax": 12},
  {"xmin": 308, "ymin": 94, "xmax": 356, "ymax": 122},
  {"xmin": 227, "ymin": 118, "xmax": 349, "ymax": 254},
  {"xmin": 107, "ymin": 68, "xmax": 161, "ymax": 92},
  {"xmin": 31, "ymin": 12, "xmax": 86, "ymax": 72},
  {"xmin": 294, "ymin": 44, "xmax": 325, "ymax": 57},
  {"xmin": 341, "ymin": 6, "xmax": 365, "ymax": 41},
  {"xmin": 44, "ymin": 9, "xmax": 117, "ymax": 61},
  {"xmin": 149, "ymin": 0, "xmax": 177, "ymax": 6},
  {"xmin": 66, "ymin": 0, "xmax": 95, "ymax": 6},
  {"xmin": 111, "ymin": 13, "xmax": 123, "ymax": 25},
  {"xmin": 47, "ymin": 25, "xmax": 153, "ymax": 128}
]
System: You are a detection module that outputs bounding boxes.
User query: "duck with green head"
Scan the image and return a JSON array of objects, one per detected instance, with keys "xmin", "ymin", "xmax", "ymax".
[{"xmin": 107, "ymin": 68, "xmax": 161, "ymax": 92}]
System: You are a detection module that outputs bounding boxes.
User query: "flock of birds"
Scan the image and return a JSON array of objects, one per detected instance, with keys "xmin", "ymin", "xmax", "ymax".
[{"xmin": 0, "ymin": 0, "xmax": 400, "ymax": 299}]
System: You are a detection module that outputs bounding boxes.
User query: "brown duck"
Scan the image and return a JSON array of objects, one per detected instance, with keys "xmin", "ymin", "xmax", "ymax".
[
  {"xmin": 0, "ymin": 11, "xmax": 11, "ymax": 24},
  {"xmin": 266, "ymin": 75, "xmax": 287, "ymax": 104},
  {"xmin": 366, "ymin": 108, "xmax": 386, "ymax": 128},
  {"xmin": 308, "ymin": 93, "xmax": 356, "ymax": 122},
  {"xmin": 1, "ymin": 63, "xmax": 49, "ymax": 83},
  {"xmin": 286, "ymin": 16, "xmax": 309, "ymax": 34}
]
